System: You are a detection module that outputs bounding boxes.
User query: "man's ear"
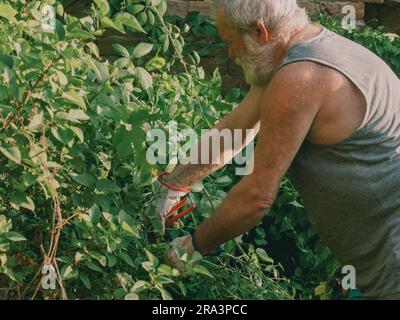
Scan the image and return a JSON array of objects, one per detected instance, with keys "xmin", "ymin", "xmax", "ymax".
[{"xmin": 256, "ymin": 20, "xmax": 269, "ymax": 45}]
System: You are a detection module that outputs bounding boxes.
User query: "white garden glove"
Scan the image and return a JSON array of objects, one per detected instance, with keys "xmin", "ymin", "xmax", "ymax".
[
  {"xmin": 147, "ymin": 172, "xmax": 195, "ymax": 235},
  {"xmin": 164, "ymin": 235, "xmax": 195, "ymax": 272}
]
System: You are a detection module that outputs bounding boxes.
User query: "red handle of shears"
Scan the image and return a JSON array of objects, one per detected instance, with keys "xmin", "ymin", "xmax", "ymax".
[
  {"xmin": 158, "ymin": 172, "xmax": 196, "ymax": 226},
  {"xmin": 165, "ymin": 203, "xmax": 196, "ymax": 226}
]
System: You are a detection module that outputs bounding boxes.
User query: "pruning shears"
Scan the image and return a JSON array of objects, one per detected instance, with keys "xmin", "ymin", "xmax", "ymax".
[{"xmin": 157, "ymin": 172, "xmax": 196, "ymax": 226}]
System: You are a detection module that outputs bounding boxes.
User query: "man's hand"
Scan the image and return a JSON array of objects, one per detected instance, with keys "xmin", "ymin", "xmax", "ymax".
[
  {"xmin": 164, "ymin": 235, "xmax": 195, "ymax": 272},
  {"xmin": 147, "ymin": 173, "xmax": 194, "ymax": 235}
]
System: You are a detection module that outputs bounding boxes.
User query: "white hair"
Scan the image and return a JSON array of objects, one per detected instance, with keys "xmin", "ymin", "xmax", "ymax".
[
  {"xmin": 212, "ymin": 0, "xmax": 310, "ymax": 86},
  {"xmin": 212, "ymin": 0, "xmax": 309, "ymax": 39}
]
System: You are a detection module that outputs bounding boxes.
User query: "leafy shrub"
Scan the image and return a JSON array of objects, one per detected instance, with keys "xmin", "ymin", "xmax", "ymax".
[
  {"xmin": 0, "ymin": 0, "xmax": 293, "ymax": 300},
  {"xmin": 0, "ymin": 0, "xmax": 398, "ymax": 300}
]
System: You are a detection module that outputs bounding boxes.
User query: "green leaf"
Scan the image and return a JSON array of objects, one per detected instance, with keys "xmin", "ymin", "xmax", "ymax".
[
  {"xmin": 0, "ymin": 4, "xmax": 17, "ymax": 23},
  {"xmin": 90, "ymin": 252, "xmax": 107, "ymax": 267},
  {"xmin": 94, "ymin": 0, "xmax": 110, "ymax": 16},
  {"xmin": 11, "ymin": 191, "xmax": 35, "ymax": 211},
  {"xmin": 157, "ymin": 264, "xmax": 172, "ymax": 276},
  {"xmin": 130, "ymin": 280, "xmax": 146, "ymax": 293},
  {"xmin": 96, "ymin": 179, "xmax": 121, "ymax": 193},
  {"xmin": 256, "ymin": 248, "xmax": 274, "ymax": 264},
  {"xmin": 0, "ymin": 55, "xmax": 14, "ymax": 69},
  {"xmin": 190, "ymin": 251, "xmax": 203, "ymax": 264},
  {"xmin": 132, "ymin": 43, "xmax": 153, "ymax": 58},
  {"xmin": 106, "ymin": 254, "xmax": 117, "ymax": 267},
  {"xmin": 75, "ymin": 252, "xmax": 84, "ymax": 263},
  {"xmin": 101, "ymin": 17, "xmax": 125, "ymax": 34},
  {"xmin": 215, "ymin": 175, "xmax": 232, "ymax": 186},
  {"xmin": 62, "ymin": 90, "xmax": 86, "ymax": 109},
  {"xmin": 51, "ymin": 126, "xmax": 74, "ymax": 145},
  {"xmin": 22, "ymin": 172, "xmax": 38, "ymax": 187},
  {"xmin": 128, "ymin": 4, "xmax": 145, "ymax": 14},
  {"xmin": 118, "ymin": 252, "xmax": 134, "ymax": 267},
  {"xmin": 72, "ymin": 173, "xmax": 96, "ymax": 188},
  {"xmin": 136, "ymin": 67, "xmax": 153, "ymax": 90},
  {"xmin": 70, "ymin": 126, "xmax": 84, "ymax": 143},
  {"xmin": 192, "ymin": 265, "xmax": 213, "ymax": 278},
  {"xmin": 0, "ymin": 145, "xmax": 21, "ymax": 164},
  {"xmin": 146, "ymin": 56, "xmax": 166, "ymax": 71},
  {"xmin": 151, "ymin": 0, "xmax": 162, "ymax": 6},
  {"xmin": 88, "ymin": 205, "xmax": 101, "ymax": 224},
  {"xmin": 4, "ymin": 268, "xmax": 18, "ymax": 282},
  {"xmin": 157, "ymin": 0, "xmax": 167, "ymax": 16},
  {"xmin": 5, "ymin": 231, "xmax": 26, "ymax": 242},
  {"xmin": 56, "ymin": 4, "xmax": 64, "ymax": 17},
  {"xmin": 115, "ymin": 13, "xmax": 145, "ymax": 34},
  {"xmin": 55, "ymin": 20, "xmax": 65, "ymax": 40},
  {"xmin": 30, "ymin": 8, "xmax": 42, "ymax": 21},
  {"xmin": 80, "ymin": 273, "xmax": 92, "ymax": 290},
  {"xmin": 56, "ymin": 109, "xmax": 89, "ymax": 123},
  {"xmin": 158, "ymin": 287, "xmax": 172, "ymax": 300},
  {"xmin": 55, "ymin": 70, "xmax": 68, "ymax": 86},
  {"xmin": 61, "ymin": 265, "xmax": 75, "ymax": 280},
  {"xmin": 125, "ymin": 293, "xmax": 139, "ymax": 300},
  {"xmin": 112, "ymin": 44, "xmax": 130, "ymax": 58},
  {"xmin": 289, "ymin": 200, "xmax": 304, "ymax": 208},
  {"xmin": 122, "ymin": 221, "xmax": 139, "ymax": 237},
  {"xmin": 144, "ymin": 249, "xmax": 159, "ymax": 266},
  {"xmin": 85, "ymin": 260, "xmax": 103, "ymax": 273},
  {"xmin": 4, "ymin": 68, "xmax": 21, "ymax": 101},
  {"xmin": 86, "ymin": 42, "xmax": 100, "ymax": 59}
]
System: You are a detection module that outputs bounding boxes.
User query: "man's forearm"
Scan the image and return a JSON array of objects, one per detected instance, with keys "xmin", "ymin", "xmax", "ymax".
[
  {"xmin": 165, "ymin": 86, "xmax": 265, "ymax": 189},
  {"xmin": 166, "ymin": 121, "xmax": 259, "ymax": 189},
  {"xmin": 192, "ymin": 173, "xmax": 276, "ymax": 255}
]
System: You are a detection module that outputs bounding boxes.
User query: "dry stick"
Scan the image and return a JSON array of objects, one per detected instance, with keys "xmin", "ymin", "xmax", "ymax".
[
  {"xmin": 31, "ymin": 273, "xmax": 46, "ymax": 300},
  {"xmin": 49, "ymin": 193, "xmax": 66, "ymax": 290},
  {"xmin": 49, "ymin": 188, "xmax": 68, "ymax": 300},
  {"xmin": 31, "ymin": 198, "xmax": 67, "ymax": 300},
  {"xmin": 54, "ymin": 261, "xmax": 68, "ymax": 300},
  {"xmin": 30, "ymin": 243, "xmax": 52, "ymax": 300},
  {"xmin": 31, "ymin": 178, "xmax": 69, "ymax": 300}
]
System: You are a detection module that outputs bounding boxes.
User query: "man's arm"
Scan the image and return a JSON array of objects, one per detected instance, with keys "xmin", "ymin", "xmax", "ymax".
[
  {"xmin": 192, "ymin": 62, "xmax": 324, "ymax": 255},
  {"xmin": 166, "ymin": 85, "xmax": 265, "ymax": 189}
]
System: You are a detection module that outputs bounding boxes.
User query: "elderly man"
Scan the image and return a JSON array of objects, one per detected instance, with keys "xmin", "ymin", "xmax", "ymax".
[{"xmin": 151, "ymin": 0, "xmax": 400, "ymax": 299}]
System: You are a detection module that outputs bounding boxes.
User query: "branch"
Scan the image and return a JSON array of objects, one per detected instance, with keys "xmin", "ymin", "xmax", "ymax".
[{"xmin": 1, "ymin": 60, "xmax": 55, "ymax": 133}]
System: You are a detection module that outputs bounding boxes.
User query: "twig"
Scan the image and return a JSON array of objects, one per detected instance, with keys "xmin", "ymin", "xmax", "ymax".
[{"xmin": 1, "ymin": 60, "xmax": 55, "ymax": 133}]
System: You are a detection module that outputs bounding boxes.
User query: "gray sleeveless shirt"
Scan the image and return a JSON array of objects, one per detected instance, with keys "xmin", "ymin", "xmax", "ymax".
[{"xmin": 275, "ymin": 27, "xmax": 400, "ymax": 299}]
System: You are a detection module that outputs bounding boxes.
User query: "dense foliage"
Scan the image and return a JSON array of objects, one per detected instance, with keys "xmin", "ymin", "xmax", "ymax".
[{"xmin": 0, "ymin": 0, "xmax": 398, "ymax": 300}]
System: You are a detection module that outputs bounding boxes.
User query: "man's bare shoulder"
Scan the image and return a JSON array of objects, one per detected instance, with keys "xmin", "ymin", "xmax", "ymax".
[
  {"xmin": 273, "ymin": 60, "xmax": 341, "ymax": 87},
  {"xmin": 266, "ymin": 60, "xmax": 348, "ymax": 105}
]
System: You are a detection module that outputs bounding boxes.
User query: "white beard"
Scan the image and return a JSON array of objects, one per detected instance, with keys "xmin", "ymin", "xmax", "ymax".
[{"xmin": 236, "ymin": 39, "xmax": 280, "ymax": 87}]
